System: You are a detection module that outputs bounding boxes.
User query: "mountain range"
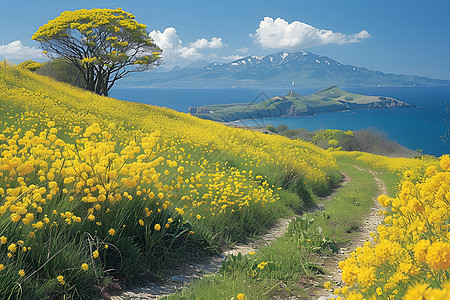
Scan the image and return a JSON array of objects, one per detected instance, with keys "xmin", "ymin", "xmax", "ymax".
[
  {"xmin": 188, "ymin": 86, "xmax": 410, "ymax": 122},
  {"xmin": 116, "ymin": 51, "xmax": 450, "ymax": 88}
]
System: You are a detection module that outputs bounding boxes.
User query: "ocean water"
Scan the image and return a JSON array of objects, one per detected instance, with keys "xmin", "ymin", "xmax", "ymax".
[{"xmin": 110, "ymin": 86, "xmax": 450, "ymax": 156}]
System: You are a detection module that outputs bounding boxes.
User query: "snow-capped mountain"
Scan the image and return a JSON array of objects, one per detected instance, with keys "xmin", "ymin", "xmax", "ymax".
[{"xmin": 117, "ymin": 51, "xmax": 450, "ymax": 88}]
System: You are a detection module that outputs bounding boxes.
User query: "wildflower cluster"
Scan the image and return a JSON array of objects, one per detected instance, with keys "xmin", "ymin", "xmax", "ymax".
[{"xmin": 336, "ymin": 155, "xmax": 450, "ymax": 299}]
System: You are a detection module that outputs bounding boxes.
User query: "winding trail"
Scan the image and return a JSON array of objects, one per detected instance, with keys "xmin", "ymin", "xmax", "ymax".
[
  {"xmin": 316, "ymin": 166, "xmax": 387, "ymax": 300},
  {"xmin": 111, "ymin": 166, "xmax": 387, "ymax": 300},
  {"xmin": 111, "ymin": 219, "xmax": 293, "ymax": 300}
]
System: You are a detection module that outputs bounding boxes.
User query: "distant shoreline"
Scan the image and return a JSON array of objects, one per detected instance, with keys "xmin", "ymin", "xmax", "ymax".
[
  {"xmin": 114, "ymin": 84, "xmax": 450, "ymax": 90},
  {"xmin": 225, "ymin": 105, "xmax": 415, "ymax": 125}
]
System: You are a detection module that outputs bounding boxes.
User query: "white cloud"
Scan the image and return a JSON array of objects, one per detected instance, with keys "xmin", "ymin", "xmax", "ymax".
[
  {"xmin": 236, "ymin": 47, "xmax": 249, "ymax": 53},
  {"xmin": 190, "ymin": 37, "xmax": 223, "ymax": 49},
  {"xmin": 0, "ymin": 40, "xmax": 45, "ymax": 62},
  {"xmin": 149, "ymin": 27, "xmax": 203, "ymax": 65},
  {"xmin": 222, "ymin": 55, "xmax": 244, "ymax": 61},
  {"xmin": 252, "ymin": 17, "xmax": 370, "ymax": 49}
]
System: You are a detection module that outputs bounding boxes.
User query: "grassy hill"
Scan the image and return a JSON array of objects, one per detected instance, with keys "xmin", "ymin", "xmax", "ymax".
[
  {"xmin": 190, "ymin": 86, "xmax": 410, "ymax": 122},
  {"xmin": 0, "ymin": 65, "xmax": 341, "ymax": 298}
]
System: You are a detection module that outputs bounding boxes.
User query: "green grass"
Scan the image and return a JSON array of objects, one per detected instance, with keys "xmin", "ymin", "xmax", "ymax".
[
  {"xmin": 334, "ymin": 155, "xmax": 401, "ymax": 197},
  {"xmin": 309, "ymin": 159, "xmax": 378, "ymax": 245}
]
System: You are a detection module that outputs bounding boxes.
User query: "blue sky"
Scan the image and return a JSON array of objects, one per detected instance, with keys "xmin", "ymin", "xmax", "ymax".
[{"xmin": 1, "ymin": 0, "xmax": 449, "ymax": 80}]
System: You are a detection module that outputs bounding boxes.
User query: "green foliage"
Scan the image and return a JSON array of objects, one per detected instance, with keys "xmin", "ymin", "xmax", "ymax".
[
  {"xmin": 276, "ymin": 124, "xmax": 289, "ymax": 132},
  {"xmin": 287, "ymin": 217, "xmax": 338, "ymax": 253},
  {"xmin": 266, "ymin": 125, "xmax": 276, "ymax": 132},
  {"xmin": 312, "ymin": 129, "xmax": 353, "ymax": 150},
  {"xmin": 36, "ymin": 59, "xmax": 87, "ymax": 88}
]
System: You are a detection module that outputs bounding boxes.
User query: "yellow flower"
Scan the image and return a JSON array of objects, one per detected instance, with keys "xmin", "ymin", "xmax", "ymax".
[
  {"xmin": 0, "ymin": 264, "xmax": 4, "ymax": 271},
  {"xmin": 440, "ymin": 154, "xmax": 450, "ymax": 171},
  {"xmin": 376, "ymin": 287, "xmax": 382, "ymax": 295},
  {"xmin": 8, "ymin": 243, "xmax": 17, "ymax": 253},
  {"xmin": 139, "ymin": 219, "xmax": 144, "ymax": 226},
  {"xmin": 237, "ymin": 294, "xmax": 245, "ymax": 300},
  {"xmin": 403, "ymin": 283, "xmax": 429, "ymax": 300},
  {"xmin": 92, "ymin": 250, "xmax": 99, "ymax": 259},
  {"xmin": 196, "ymin": 214, "xmax": 201, "ymax": 220},
  {"xmin": 57, "ymin": 275, "xmax": 65, "ymax": 285},
  {"xmin": 33, "ymin": 221, "xmax": 44, "ymax": 229},
  {"xmin": 0, "ymin": 236, "xmax": 7, "ymax": 244},
  {"xmin": 324, "ymin": 281, "xmax": 332, "ymax": 290},
  {"xmin": 154, "ymin": 224, "xmax": 161, "ymax": 231},
  {"xmin": 81, "ymin": 263, "xmax": 89, "ymax": 271},
  {"xmin": 426, "ymin": 241, "xmax": 450, "ymax": 269},
  {"xmin": 18, "ymin": 269, "xmax": 25, "ymax": 277},
  {"xmin": 108, "ymin": 228, "xmax": 116, "ymax": 236}
]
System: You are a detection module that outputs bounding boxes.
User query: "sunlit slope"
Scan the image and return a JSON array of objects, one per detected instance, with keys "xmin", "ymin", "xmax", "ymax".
[
  {"xmin": 0, "ymin": 66, "xmax": 339, "ymax": 192},
  {"xmin": 0, "ymin": 66, "xmax": 341, "ymax": 297}
]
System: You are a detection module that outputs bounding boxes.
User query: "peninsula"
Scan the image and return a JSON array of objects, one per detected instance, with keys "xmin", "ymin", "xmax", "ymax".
[{"xmin": 189, "ymin": 86, "xmax": 410, "ymax": 122}]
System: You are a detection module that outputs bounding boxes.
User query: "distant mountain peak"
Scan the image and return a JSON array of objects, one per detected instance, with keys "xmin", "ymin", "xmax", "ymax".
[{"xmin": 117, "ymin": 50, "xmax": 450, "ymax": 88}]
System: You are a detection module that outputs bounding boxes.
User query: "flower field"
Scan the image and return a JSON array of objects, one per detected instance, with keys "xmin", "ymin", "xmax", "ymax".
[
  {"xmin": 0, "ymin": 65, "xmax": 341, "ymax": 298},
  {"xmin": 330, "ymin": 153, "xmax": 450, "ymax": 299}
]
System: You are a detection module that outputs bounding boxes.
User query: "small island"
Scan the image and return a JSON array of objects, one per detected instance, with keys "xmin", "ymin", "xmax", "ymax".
[{"xmin": 189, "ymin": 86, "xmax": 410, "ymax": 122}]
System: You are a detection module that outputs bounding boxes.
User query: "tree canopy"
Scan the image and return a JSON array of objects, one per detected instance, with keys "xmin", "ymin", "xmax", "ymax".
[{"xmin": 32, "ymin": 8, "xmax": 162, "ymax": 96}]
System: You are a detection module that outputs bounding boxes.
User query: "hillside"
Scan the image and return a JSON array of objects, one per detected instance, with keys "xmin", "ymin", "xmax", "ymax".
[
  {"xmin": 0, "ymin": 65, "xmax": 341, "ymax": 298},
  {"xmin": 189, "ymin": 86, "xmax": 410, "ymax": 122},
  {"xmin": 116, "ymin": 51, "xmax": 450, "ymax": 88}
]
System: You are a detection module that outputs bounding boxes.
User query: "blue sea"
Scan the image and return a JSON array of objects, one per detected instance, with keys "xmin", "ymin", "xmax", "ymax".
[{"xmin": 109, "ymin": 86, "xmax": 450, "ymax": 156}]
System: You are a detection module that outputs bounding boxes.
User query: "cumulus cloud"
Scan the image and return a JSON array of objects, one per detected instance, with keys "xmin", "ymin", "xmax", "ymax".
[
  {"xmin": 236, "ymin": 47, "xmax": 249, "ymax": 53},
  {"xmin": 0, "ymin": 40, "xmax": 45, "ymax": 62},
  {"xmin": 149, "ymin": 27, "xmax": 203, "ymax": 65},
  {"xmin": 190, "ymin": 37, "xmax": 223, "ymax": 49},
  {"xmin": 252, "ymin": 17, "xmax": 370, "ymax": 49},
  {"xmin": 222, "ymin": 55, "xmax": 244, "ymax": 61}
]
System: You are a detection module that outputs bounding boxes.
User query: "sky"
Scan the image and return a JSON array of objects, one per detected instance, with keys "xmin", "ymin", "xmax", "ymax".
[{"xmin": 1, "ymin": 0, "xmax": 449, "ymax": 80}]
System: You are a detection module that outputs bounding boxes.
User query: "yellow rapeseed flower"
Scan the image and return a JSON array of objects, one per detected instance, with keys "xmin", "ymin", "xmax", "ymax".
[
  {"xmin": 81, "ymin": 263, "xmax": 89, "ymax": 271},
  {"xmin": 237, "ymin": 293, "xmax": 245, "ymax": 300}
]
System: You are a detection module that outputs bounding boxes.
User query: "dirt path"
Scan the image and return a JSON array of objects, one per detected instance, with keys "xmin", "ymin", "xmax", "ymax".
[
  {"xmin": 110, "ymin": 218, "xmax": 293, "ymax": 300},
  {"xmin": 111, "ymin": 166, "xmax": 385, "ymax": 300},
  {"xmin": 316, "ymin": 166, "xmax": 387, "ymax": 300}
]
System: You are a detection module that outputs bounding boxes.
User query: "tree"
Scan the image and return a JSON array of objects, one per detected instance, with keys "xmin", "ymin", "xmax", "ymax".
[
  {"xmin": 32, "ymin": 8, "xmax": 162, "ymax": 96},
  {"xmin": 276, "ymin": 124, "xmax": 289, "ymax": 132}
]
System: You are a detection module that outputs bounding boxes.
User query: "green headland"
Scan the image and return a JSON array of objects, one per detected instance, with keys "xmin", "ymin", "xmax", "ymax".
[{"xmin": 189, "ymin": 86, "xmax": 410, "ymax": 122}]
